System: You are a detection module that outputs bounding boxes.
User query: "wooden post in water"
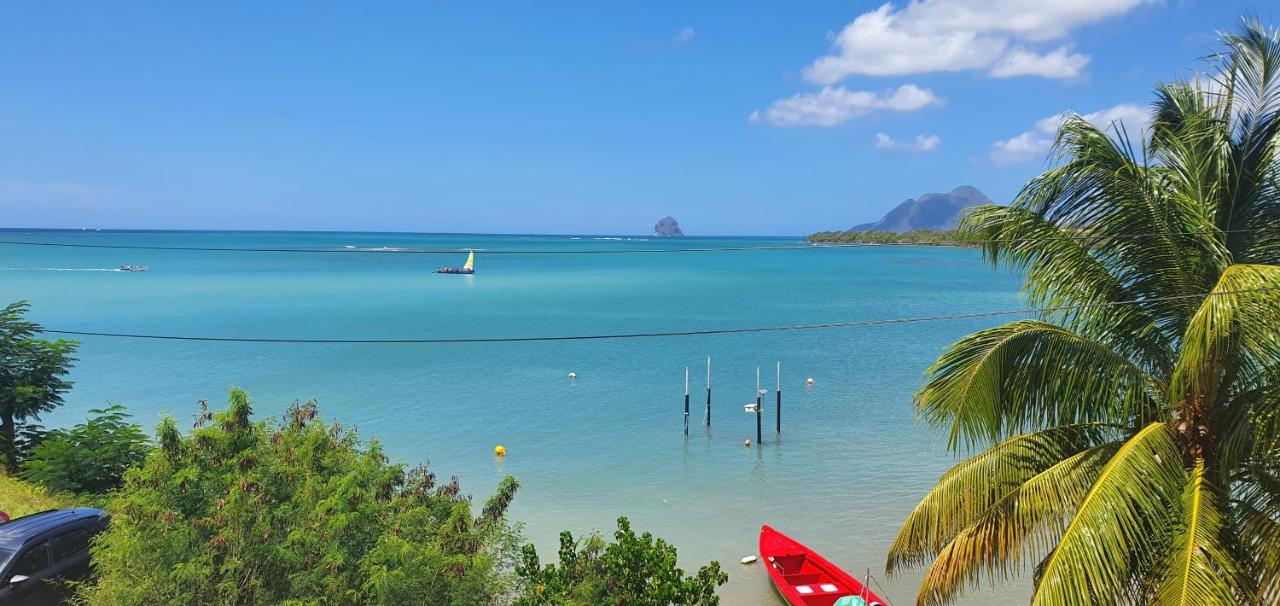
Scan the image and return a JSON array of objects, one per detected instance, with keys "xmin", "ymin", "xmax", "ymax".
[
  {"xmin": 776, "ymin": 361, "xmax": 782, "ymax": 434},
  {"xmin": 684, "ymin": 367, "xmax": 690, "ymax": 437},
  {"xmin": 755, "ymin": 367, "xmax": 763, "ymax": 445},
  {"xmin": 705, "ymin": 356, "xmax": 712, "ymax": 427}
]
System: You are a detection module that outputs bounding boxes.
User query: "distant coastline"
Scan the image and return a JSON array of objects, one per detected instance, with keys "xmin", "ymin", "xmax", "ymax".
[{"xmin": 806, "ymin": 229, "xmax": 970, "ymax": 246}]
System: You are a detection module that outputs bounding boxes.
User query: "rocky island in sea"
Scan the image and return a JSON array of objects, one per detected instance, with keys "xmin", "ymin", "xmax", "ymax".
[{"xmin": 653, "ymin": 216, "xmax": 684, "ymax": 237}]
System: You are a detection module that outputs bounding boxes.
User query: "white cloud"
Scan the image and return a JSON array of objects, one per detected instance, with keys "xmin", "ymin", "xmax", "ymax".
[
  {"xmin": 990, "ymin": 102, "xmax": 1148, "ymax": 165},
  {"xmin": 672, "ymin": 26, "xmax": 696, "ymax": 47},
  {"xmin": 913, "ymin": 133, "xmax": 942, "ymax": 151},
  {"xmin": 874, "ymin": 132, "xmax": 942, "ymax": 152},
  {"xmin": 989, "ymin": 46, "xmax": 1091, "ymax": 78},
  {"xmin": 755, "ymin": 84, "xmax": 942, "ymax": 127},
  {"xmin": 803, "ymin": 0, "xmax": 1153, "ymax": 83}
]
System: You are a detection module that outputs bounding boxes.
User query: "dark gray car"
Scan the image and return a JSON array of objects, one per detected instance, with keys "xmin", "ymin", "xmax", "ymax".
[{"xmin": 0, "ymin": 508, "xmax": 110, "ymax": 605}]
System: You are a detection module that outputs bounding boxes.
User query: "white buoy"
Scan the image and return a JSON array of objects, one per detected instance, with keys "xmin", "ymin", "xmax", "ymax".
[
  {"xmin": 568, "ymin": 371, "xmax": 577, "ymax": 380},
  {"xmin": 740, "ymin": 555, "xmax": 758, "ymax": 565},
  {"xmin": 806, "ymin": 377, "xmax": 815, "ymax": 386}
]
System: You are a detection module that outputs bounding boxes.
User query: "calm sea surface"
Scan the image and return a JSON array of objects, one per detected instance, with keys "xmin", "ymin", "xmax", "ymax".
[{"xmin": 2, "ymin": 231, "xmax": 1029, "ymax": 604}]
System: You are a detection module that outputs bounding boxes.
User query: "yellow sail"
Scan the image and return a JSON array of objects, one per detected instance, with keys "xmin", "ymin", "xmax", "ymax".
[{"xmin": 463, "ymin": 251, "xmax": 475, "ymax": 271}]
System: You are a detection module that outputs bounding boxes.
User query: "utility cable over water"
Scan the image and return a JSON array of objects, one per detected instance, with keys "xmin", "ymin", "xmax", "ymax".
[
  {"xmin": 0, "ymin": 229, "xmax": 1262, "ymax": 255},
  {"xmin": 40, "ymin": 287, "xmax": 1276, "ymax": 345}
]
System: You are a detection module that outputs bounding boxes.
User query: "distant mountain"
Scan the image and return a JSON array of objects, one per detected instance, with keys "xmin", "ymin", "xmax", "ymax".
[
  {"xmin": 653, "ymin": 216, "xmax": 684, "ymax": 237},
  {"xmin": 851, "ymin": 186, "xmax": 992, "ymax": 232}
]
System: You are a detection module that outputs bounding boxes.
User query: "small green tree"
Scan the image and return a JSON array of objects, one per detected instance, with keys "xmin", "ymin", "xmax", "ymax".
[
  {"xmin": 80, "ymin": 390, "xmax": 523, "ymax": 605},
  {"xmin": 22, "ymin": 404, "xmax": 149, "ymax": 494},
  {"xmin": 515, "ymin": 517, "xmax": 727, "ymax": 606},
  {"xmin": 0, "ymin": 301, "xmax": 79, "ymax": 472}
]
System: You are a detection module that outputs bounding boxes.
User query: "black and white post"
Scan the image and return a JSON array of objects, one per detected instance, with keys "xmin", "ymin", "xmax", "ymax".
[
  {"xmin": 775, "ymin": 361, "xmax": 782, "ymax": 434},
  {"xmin": 684, "ymin": 367, "xmax": 690, "ymax": 437},
  {"xmin": 755, "ymin": 367, "xmax": 762, "ymax": 445},
  {"xmin": 705, "ymin": 356, "xmax": 712, "ymax": 428}
]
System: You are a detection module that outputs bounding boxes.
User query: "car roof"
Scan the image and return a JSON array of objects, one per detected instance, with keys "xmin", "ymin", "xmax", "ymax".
[{"xmin": 0, "ymin": 508, "xmax": 106, "ymax": 550}]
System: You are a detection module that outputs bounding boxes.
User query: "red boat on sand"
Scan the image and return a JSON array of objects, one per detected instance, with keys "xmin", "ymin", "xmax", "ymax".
[{"xmin": 759, "ymin": 525, "xmax": 887, "ymax": 606}]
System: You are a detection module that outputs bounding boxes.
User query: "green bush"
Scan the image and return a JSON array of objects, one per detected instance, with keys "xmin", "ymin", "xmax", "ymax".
[
  {"xmin": 21, "ymin": 405, "xmax": 148, "ymax": 494},
  {"xmin": 807, "ymin": 229, "xmax": 963, "ymax": 245},
  {"xmin": 78, "ymin": 389, "xmax": 522, "ymax": 606},
  {"xmin": 515, "ymin": 517, "xmax": 727, "ymax": 605}
]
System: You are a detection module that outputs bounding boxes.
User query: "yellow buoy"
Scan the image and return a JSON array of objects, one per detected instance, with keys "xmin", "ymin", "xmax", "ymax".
[{"xmin": 494, "ymin": 445, "xmax": 506, "ymax": 457}]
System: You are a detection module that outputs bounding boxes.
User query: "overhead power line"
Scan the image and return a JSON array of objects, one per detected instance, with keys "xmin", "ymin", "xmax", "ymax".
[
  {"xmin": 0, "ymin": 229, "xmax": 1260, "ymax": 255},
  {"xmin": 41, "ymin": 287, "xmax": 1276, "ymax": 345}
]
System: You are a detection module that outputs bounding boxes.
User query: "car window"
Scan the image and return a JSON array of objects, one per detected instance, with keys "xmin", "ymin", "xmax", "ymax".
[
  {"xmin": 11, "ymin": 543, "xmax": 50, "ymax": 577},
  {"xmin": 50, "ymin": 529, "xmax": 91, "ymax": 563}
]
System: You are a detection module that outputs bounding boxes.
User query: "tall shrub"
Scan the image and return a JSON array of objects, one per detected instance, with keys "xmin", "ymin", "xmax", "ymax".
[{"xmin": 80, "ymin": 390, "xmax": 522, "ymax": 606}]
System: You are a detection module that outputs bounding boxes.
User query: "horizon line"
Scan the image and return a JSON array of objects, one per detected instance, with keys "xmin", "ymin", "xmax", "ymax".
[{"xmin": 0, "ymin": 227, "xmax": 807, "ymax": 239}]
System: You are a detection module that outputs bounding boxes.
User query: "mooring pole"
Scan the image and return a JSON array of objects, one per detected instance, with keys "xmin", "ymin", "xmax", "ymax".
[
  {"xmin": 776, "ymin": 361, "xmax": 782, "ymax": 434},
  {"xmin": 684, "ymin": 367, "xmax": 690, "ymax": 437},
  {"xmin": 755, "ymin": 367, "xmax": 762, "ymax": 445},
  {"xmin": 705, "ymin": 356, "xmax": 712, "ymax": 427}
]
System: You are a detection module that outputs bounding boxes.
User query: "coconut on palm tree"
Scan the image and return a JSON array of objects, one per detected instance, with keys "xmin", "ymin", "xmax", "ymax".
[{"xmin": 887, "ymin": 20, "xmax": 1280, "ymax": 606}]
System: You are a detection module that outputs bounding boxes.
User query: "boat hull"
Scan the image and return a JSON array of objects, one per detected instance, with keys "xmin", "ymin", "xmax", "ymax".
[
  {"xmin": 759, "ymin": 525, "xmax": 886, "ymax": 606},
  {"xmin": 434, "ymin": 268, "xmax": 474, "ymax": 274}
]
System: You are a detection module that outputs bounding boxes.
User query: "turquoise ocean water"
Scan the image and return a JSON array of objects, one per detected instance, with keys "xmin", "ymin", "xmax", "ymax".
[{"xmin": 1, "ymin": 231, "xmax": 1028, "ymax": 604}]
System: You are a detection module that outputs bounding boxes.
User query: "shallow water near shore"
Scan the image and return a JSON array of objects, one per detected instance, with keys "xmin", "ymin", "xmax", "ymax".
[{"xmin": 2, "ymin": 231, "xmax": 1029, "ymax": 604}]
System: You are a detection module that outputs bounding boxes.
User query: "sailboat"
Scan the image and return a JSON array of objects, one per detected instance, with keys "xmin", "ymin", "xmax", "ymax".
[{"xmin": 435, "ymin": 250, "xmax": 475, "ymax": 274}]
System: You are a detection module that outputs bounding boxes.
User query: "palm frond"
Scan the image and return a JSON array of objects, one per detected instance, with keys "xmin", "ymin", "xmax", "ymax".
[
  {"xmin": 916, "ymin": 320, "xmax": 1159, "ymax": 451},
  {"xmin": 1172, "ymin": 264, "xmax": 1280, "ymax": 422},
  {"xmin": 913, "ymin": 444, "xmax": 1117, "ymax": 606},
  {"xmin": 1234, "ymin": 460, "xmax": 1280, "ymax": 604},
  {"xmin": 959, "ymin": 205, "xmax": 1174, "ymax": 373},
  {"xmin": 1149, "ymin": 81, "xmax": 1236, "ymax": 288},
  {"xmin": 1019, "ymin": 116, "xmax": 1205, "ymax": 332},
  {"xmin": 1213, "ymin": 19, "xmax": 1280, "ymax": 265},
  {"xmin": 1031, "ymin": 422, "xmax": 1184, "ymax": 606},
  {"xmin": 1215, "ymin": 363, "xmax": 1280, "ymax": 473},
  {"xmin": 888, "ymin": 424, "xmax": 1117, "ymax": 574},
  {"xmin": 1152, "ymin": 460, "xmax": 1249, "ymax": 605}
]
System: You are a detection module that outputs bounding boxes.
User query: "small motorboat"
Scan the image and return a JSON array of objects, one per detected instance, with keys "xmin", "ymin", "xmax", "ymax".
[
  {"xmin": 759, "ymin": 525, "xmax": 887, "ymax": 606},
  {"xmin": 118, "ymin": 264, "xmax": 149, "ymax": 272},
  {"xmin": 435, "ymin": 251, "xmax": 475, "ymax": 275}
]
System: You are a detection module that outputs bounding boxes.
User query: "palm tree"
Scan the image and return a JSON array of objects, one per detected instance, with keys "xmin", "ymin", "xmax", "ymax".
[{"xmin": 886, "ymin": 20, "xmax": 1280, "ymax": 606}]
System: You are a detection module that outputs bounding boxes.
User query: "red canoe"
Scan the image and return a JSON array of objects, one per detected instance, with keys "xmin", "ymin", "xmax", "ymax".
[{"xmin": 759, "ymin": 525, "xmax": 887, "ymax": 606}]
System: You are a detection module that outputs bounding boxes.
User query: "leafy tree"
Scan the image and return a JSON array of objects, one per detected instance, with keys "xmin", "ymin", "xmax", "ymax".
[
  {"xmin": 514, "ymin": 517, "xmax": 727, "ymax": 606},
  {"xmin": 80, "ymin": 390, "xmax": 522, "ymax": 606},
  {"xmin": 0, "ymin": 300, "xmax": 78, "ymax": 472},
  {"xmin": 22, "ymin": 404, "xmax": 149, "ymax": 494},
  {"xmin": 807, "ymin": 229, "xmax": 963, "ymax": 245},
  {"xmin": 887, "ymin": 20, "xmax": 1280, "ymax": 606}
]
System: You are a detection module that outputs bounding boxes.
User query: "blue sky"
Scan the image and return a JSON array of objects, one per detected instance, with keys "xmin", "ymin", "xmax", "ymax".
[{"xmin": 0, "ymin": 1, "xmax": 1270, "ymax": 235}]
